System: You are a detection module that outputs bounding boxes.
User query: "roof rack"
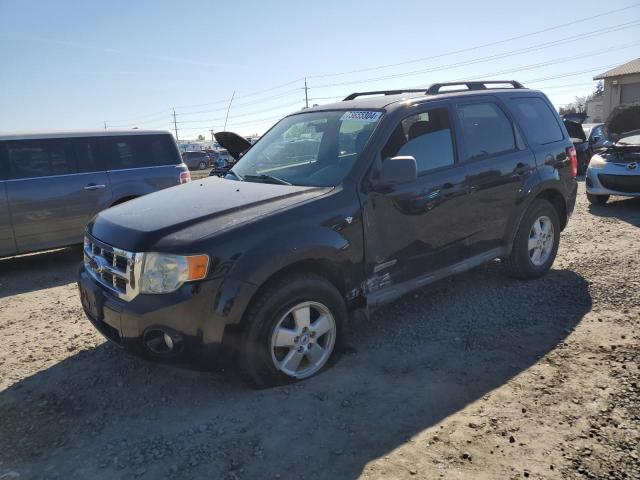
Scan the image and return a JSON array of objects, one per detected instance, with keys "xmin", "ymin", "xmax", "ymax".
[
  {"xmin": 425, "ymin": 80, "xmax": 525, "ymax": 95},
  {"xmin": 342, "ymin": 89, "xmax": 430, "ymax": 101}
]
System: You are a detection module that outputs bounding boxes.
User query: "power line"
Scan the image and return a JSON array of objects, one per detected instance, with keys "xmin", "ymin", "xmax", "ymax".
[
  {"xmin": 310, "ymin": 20, "xmax": 640, "ymax": 89},
  {"xmin": 305, "ymin": 3, "xmax": 640, "ymax": 79}
]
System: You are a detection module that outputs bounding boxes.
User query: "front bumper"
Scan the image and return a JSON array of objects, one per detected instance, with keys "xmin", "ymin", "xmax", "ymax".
[
  {"xmin": 78, "ymin": 265, "xmax": 254, "ymax": 364},
  {"xmin": 586, "ymin": 165, "xmax": 640, "ymax": 197}
]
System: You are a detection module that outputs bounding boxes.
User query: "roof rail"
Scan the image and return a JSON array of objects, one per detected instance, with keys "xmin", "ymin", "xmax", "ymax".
[
  {"xmin": 425, "ymin": 80, "xmax": 525, "ymax": 95},
  {"xmin": 342, "ymin": 89, "xmax": 430, "ymax": 101}
]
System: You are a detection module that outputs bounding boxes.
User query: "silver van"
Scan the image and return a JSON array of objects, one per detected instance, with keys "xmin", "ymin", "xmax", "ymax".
[{"xmin": 0, "ymin": 130, "xmax": 189, "ymax": 257}]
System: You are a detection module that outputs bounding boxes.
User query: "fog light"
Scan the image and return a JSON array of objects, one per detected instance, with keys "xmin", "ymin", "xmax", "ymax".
[{"xmin": 143, "ymin": 329, "xmax": 182, "ymax": 355}]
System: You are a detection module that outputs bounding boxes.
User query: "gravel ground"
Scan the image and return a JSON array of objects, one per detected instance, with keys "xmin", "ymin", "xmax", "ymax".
[{"xmin": 0, "ymin": 182, "xmax": 638, "ymax": 480}]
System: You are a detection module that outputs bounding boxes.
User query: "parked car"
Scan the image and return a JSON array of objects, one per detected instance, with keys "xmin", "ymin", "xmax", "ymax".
[
  {"xmin": 582, "ymin": 122, "xmax": 609, "ymax": 150},
  {"xmin": 181, "ymin": 151, "xmax": 212, "ymax": 170},
  {"xmin": 0, "ymin": 130, "xmax": 189, "ymax": 257},
  {"xmin": 585, "ymin": 129, "xmax": 640, "ymax": 204},
  {"xmin": 79, "ymin": 80, "xmax": 577, "ymax": 387}
]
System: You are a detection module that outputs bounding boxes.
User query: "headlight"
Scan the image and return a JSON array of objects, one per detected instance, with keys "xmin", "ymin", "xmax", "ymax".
[
  {"xmin": 140, "ymin": 253, "xmax": 209, "ymax": 294},
  {"xmin": 588, "ymin": 155, "xmax": 607, "ymax": 168}
]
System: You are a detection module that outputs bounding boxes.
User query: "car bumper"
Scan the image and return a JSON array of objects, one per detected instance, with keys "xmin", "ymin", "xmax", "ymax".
[
  {"xmin": 586, "ymin": 166, "xmax": 640, "ymax": 197},
  {"xmin": 78, "ymin": 265, "xmax": 253, "ymax": 365}
]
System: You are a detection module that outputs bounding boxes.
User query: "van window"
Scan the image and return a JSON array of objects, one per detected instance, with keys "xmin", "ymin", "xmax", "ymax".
[
  {"xmin": 509, "ymin": 97, "xmax": 564, "ymax": 145},
  {"xmin": 455, "ymin": 102, "xmax": 516, "ymax": 161},
  {"xmin": 73, "ymin": 138, "xmax": 102, "ymax": 173},
  {"xmin": 6, "ymin": 140, "xmax": 75, "ymax": 179},
  {"xmin": 382, "ymin": 107, "xmax": 455, "ymax": 174},
  {"xmin": 101, "ymin": 135, "xmax": 178, "ymax": 170}
]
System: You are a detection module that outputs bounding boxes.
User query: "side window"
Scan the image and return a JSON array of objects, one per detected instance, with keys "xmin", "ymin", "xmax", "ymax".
[
  {"xmin": 101, "ymin": 137, "xmax": 141, "ymax": 169},
  {"xmin": 6, "ymin": 140, "xmax": 75, "ymax": 179},
  {"xmin": 72, "ymin": 138, "xmax": 102, "ymax": 173},
  {"xmin": 455, "ymin": 102, "xmax": 516, "ymax": 161},
  {"xmin": 381, "ymin": 107, "xmax": 455, "ymax": 173},
  {"xmin": 592, "ymin": 125, "xmax": 605, "ymax": 141},
  {"xmin": 509, "ymin": 97, "xmax": 564, "ymax": 145}
]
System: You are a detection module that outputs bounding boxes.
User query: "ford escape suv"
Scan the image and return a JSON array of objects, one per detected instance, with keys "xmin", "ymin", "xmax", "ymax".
[
  {"xmin": 0, "ymin": 130, "xmax": 189, "ymax": 257},
  {"xmin": 78, "ymin": 81, "xmax": 577, "ymax": 387}
]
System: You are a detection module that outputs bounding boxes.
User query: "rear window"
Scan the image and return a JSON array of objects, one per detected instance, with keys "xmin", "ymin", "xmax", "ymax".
[
  {"xmin": 101, "ymin": 134, "xmax": 179, "ymax": 170},
  {"xmin": 509, "ymin": 97, "xmax": 564, "ymax": 145},
  {"xmin": 5, "ymin": 139, "xmax": 75, "ymax": 179}
]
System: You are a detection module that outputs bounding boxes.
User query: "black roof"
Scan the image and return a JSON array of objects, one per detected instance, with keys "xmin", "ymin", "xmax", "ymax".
[{"xmin": 300, "ymin": 80, "xmax": 534, "ymax": 115}]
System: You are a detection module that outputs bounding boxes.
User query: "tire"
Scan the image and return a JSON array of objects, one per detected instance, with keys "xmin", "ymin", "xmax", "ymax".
[
  {"xmin": 504, "ymin": 199, "xmax": 560, "ymax": 280},
  {"xmin": 587, "ymin": 193, "xmax": 609, "ymax": 205},
  {"xmin": 237, "ymin": 273, "xmax": 347, "ymax": 388},
  {"xmin": 198, "ymin": 161, "xmax": 207, "ymax": 170}
]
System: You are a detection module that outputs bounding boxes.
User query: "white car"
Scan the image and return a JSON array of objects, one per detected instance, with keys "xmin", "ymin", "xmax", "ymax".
[{"xmin": 585, "ymin": 129, "xmax": 640, "ymax": 205}]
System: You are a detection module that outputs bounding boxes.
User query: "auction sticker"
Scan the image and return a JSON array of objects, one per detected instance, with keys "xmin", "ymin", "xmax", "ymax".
[{"xmin": 340, "ymin": 111, "xmax": 382, "ymax": 122}]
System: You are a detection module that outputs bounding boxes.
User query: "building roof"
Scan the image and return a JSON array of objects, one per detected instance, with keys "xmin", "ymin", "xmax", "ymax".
[{"xmin": 594, "ymin": 58, "xmax": 640, "ymax": 80}]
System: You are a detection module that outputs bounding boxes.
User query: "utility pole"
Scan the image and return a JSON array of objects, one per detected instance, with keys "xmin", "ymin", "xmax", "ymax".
[
  {"xmin": 223, "ymin": 91, "xmax": 235, "ymax": 131},
  {"xmin": 172, "ymin": 108, "xmax": 179, "ymax": 141},
  {"xmin": 304, "ymin": 78, "xmax": 309, "ymax": 109},
  {"xmin": 104, "ymin": 121, "xmax": 107, "ymax": 130}
]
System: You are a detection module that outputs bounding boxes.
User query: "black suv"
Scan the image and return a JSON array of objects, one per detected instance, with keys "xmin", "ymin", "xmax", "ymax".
[{"xmin": 79, "ymin": 80, "xmax": 578, "ymax": 387}]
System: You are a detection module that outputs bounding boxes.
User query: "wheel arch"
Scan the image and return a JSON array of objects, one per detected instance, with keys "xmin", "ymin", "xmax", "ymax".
[{"xmin": 110, "ymin": 195, "xmax": 138, "ymax": 207}]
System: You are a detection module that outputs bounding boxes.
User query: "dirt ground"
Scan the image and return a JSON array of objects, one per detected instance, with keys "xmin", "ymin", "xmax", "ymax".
[{"xmin": 0, "ymin": 182, "xmax": 638, "ymax": 480}]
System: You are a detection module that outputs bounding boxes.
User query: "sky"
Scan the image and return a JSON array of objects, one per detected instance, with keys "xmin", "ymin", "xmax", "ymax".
[{"xmin": 1, "ymin": 0, "xmax": 639, "ymax": 139}]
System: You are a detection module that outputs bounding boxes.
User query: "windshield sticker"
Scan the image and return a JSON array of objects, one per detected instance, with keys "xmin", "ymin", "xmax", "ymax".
[{"xmin": 340, "ymin": 111, "xmax": 382, "ymax": 122}]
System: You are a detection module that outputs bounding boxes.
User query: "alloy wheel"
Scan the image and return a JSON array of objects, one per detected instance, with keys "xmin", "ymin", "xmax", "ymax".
[{"xmin": 528, "ymin": 215, "xmax": 555, "ymax": 266}]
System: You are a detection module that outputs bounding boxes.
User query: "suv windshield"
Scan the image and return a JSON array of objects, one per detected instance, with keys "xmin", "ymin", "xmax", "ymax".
[{"xmin": 229, "ymin": 110, "xmax": 382, "ymax": 186}]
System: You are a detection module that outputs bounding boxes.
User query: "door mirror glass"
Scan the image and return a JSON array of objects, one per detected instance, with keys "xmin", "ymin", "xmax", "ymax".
[{"xmin": 376, "ymin": 156, "xmax": 417, "ymax": 185}]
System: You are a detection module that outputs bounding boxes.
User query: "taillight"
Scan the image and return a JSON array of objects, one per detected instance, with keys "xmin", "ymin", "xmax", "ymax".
[
  {"xmin": 180, "ymin": 170, "xmax": 191, "ymax": 184},
  {"xmin": 566, "ymin": 146, "xmax": 577, "ymax": 178}
]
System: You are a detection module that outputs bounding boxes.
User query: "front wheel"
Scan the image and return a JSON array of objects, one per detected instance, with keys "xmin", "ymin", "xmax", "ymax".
[
  {"xmin": 587, "ymin": 193, "xmax": 609, "ymax": 205},
  {"xmin": 198, "ymin": 161, "xmax": 207, "ymax": 170},
  {"xmin": 238, "ymin": 273, "xmax": 347, "ymax": 388},
  {"xmin": 504, "ymin": 199, "xmax": 560, "ymax": 280}
]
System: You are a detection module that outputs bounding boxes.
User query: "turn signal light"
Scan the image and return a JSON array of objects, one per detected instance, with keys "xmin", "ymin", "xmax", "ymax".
[{"xmin": 186, "ymin": 255, "xmax": 209, "ymax": 281}]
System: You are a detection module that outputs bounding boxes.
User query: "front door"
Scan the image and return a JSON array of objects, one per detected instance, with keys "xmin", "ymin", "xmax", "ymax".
[
  {"xmin": 361, "ymin": 102, "xmax": 472, "ymax": 304},
  {"xmin": 5, "ymin": 138, "xmax": 112, "ymax": 253}
]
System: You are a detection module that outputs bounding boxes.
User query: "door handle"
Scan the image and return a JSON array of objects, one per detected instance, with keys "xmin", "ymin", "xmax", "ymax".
[{"xmin": 84, "ymin": 184, "xmax": 106, "ymax": 191}]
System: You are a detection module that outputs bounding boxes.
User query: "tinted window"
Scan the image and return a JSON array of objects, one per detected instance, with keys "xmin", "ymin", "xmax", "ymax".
[
  {"xmin": 101, "ymin": 135, "xmax": 178, "ymax": 170},
  {"xmin": 6, "ymin": 140, "xmax": 75, "ymax": 179},
  {"xmin": 509, "ymin": 97, "xmax": 564, "ymax": 145},
  {"xmin": 456, "ymin": 102, "xmax": 515, "ymax": 160},
  {"xmin": 382, "ymin": 108, "xmax": 455, "ymax": 173},
  {"xmin": 73, "ymin": 138, "xmax": 102, "ymax": 173}
]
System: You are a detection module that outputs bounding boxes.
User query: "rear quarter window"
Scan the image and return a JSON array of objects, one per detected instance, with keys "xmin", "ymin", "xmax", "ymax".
[
  {"xmin": 5, "ymin": 139, "xmax": 76, "ymax": 179},
  {"xmin": 101, "ymin": 135, "xmax": 179, "ymax": 170},
  {"xmin": 509, "ymin": 97, "xmax": 564, "ymax": 145}
]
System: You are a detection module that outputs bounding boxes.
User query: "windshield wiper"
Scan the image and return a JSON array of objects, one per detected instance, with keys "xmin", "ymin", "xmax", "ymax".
[{"xmin": 243, "ymin": 174, "xmax": 292, "ymax": 185}]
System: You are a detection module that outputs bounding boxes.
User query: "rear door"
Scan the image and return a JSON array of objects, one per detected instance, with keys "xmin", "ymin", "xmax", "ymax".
[
  {"xmin": 0, "ymin": 143, "xmax": 17, "ymax": 256},
  {"xmin": 451, "ymin": 97, "xmax": 537, "ymax": 254},
  {"xmin": 5, "ymin": 138, "xmax": 112, "ymax": 253},
  {"xmin": 102, "ymin": 134, "xmax": 183, "ymax": 201}
]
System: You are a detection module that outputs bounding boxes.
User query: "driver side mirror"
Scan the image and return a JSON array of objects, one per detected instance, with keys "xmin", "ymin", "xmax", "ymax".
[{"xmin": 375, "ymin": 156, "xmax": 417, "ymax": 186}]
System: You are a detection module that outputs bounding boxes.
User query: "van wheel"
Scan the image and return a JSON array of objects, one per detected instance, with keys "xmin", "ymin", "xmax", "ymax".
[
  {"xmin": 504, "ymin": 199, "xmax": 560, "ymax": 280},
  {"xmin": 198, "ymin": 161, "xmax": 207, "ymax": 170},
  {"xmin": 238, "ymin": 273, "xmax": 347, "ymax": 388},
  {"xmin": 587, "ymin": 193, "xmax": 609, "ymax": 205}
]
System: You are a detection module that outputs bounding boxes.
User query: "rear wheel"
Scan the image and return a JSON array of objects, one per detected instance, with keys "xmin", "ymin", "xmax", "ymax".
[
  {"xmin": 238, "ymin": 273, "xmax": 346, "ymax": 388},
  {"xmin": 198, "ymin": 160, "xmax": 207, "ymax": 170},
  {"xmin": 504, "ymin": 199, "xmax": 560, "ymax": 280},
  {"xmin": 587, "ymin": 193, "xmax": 609, "ymax": 205}
]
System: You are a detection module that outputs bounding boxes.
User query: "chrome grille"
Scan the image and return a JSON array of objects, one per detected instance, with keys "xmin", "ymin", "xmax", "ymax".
[{"xmin": 83, "ymin": 235, "xmax": 142, "ymax": 301}]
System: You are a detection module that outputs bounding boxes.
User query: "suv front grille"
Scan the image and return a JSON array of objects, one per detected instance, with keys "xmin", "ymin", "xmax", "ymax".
[
  {"xmin": 83, "ymin": 235, "xmax": 142, "ymax": 301},
  {"xmin": 598, "ymin": 174, "xmax": 640, "ymax": 194}
]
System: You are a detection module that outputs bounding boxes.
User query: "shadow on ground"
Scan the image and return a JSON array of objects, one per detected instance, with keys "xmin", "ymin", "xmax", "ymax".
[
  {"xmin": 0, "ymin": 246, "xmax": 82, "ymax": 299},
  {"xmin": 0, "ymin": 264, "xmax": 592, "ymax": 480},
  {"xmin": 588, "ymin": 196, "xmax": 640, "ymax": 228}
]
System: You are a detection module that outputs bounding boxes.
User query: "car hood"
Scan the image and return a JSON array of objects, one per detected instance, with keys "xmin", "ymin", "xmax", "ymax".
[
  {"xmin": 214, "ymin": 131, "xmax": 252, "ymax": 160},
  {"xmin": 88, "ymin": 177, "xmax": 331, "ymax": 251}
]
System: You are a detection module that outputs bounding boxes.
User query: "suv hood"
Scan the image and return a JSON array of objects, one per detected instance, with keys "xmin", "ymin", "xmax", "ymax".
[
  {"xmin": 214, "ymin": 131, "xmax": 252, "ymax": 160},
  {"xmin": 88, "ymin": 177, "xmax": 330, "ymax": 251}
]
